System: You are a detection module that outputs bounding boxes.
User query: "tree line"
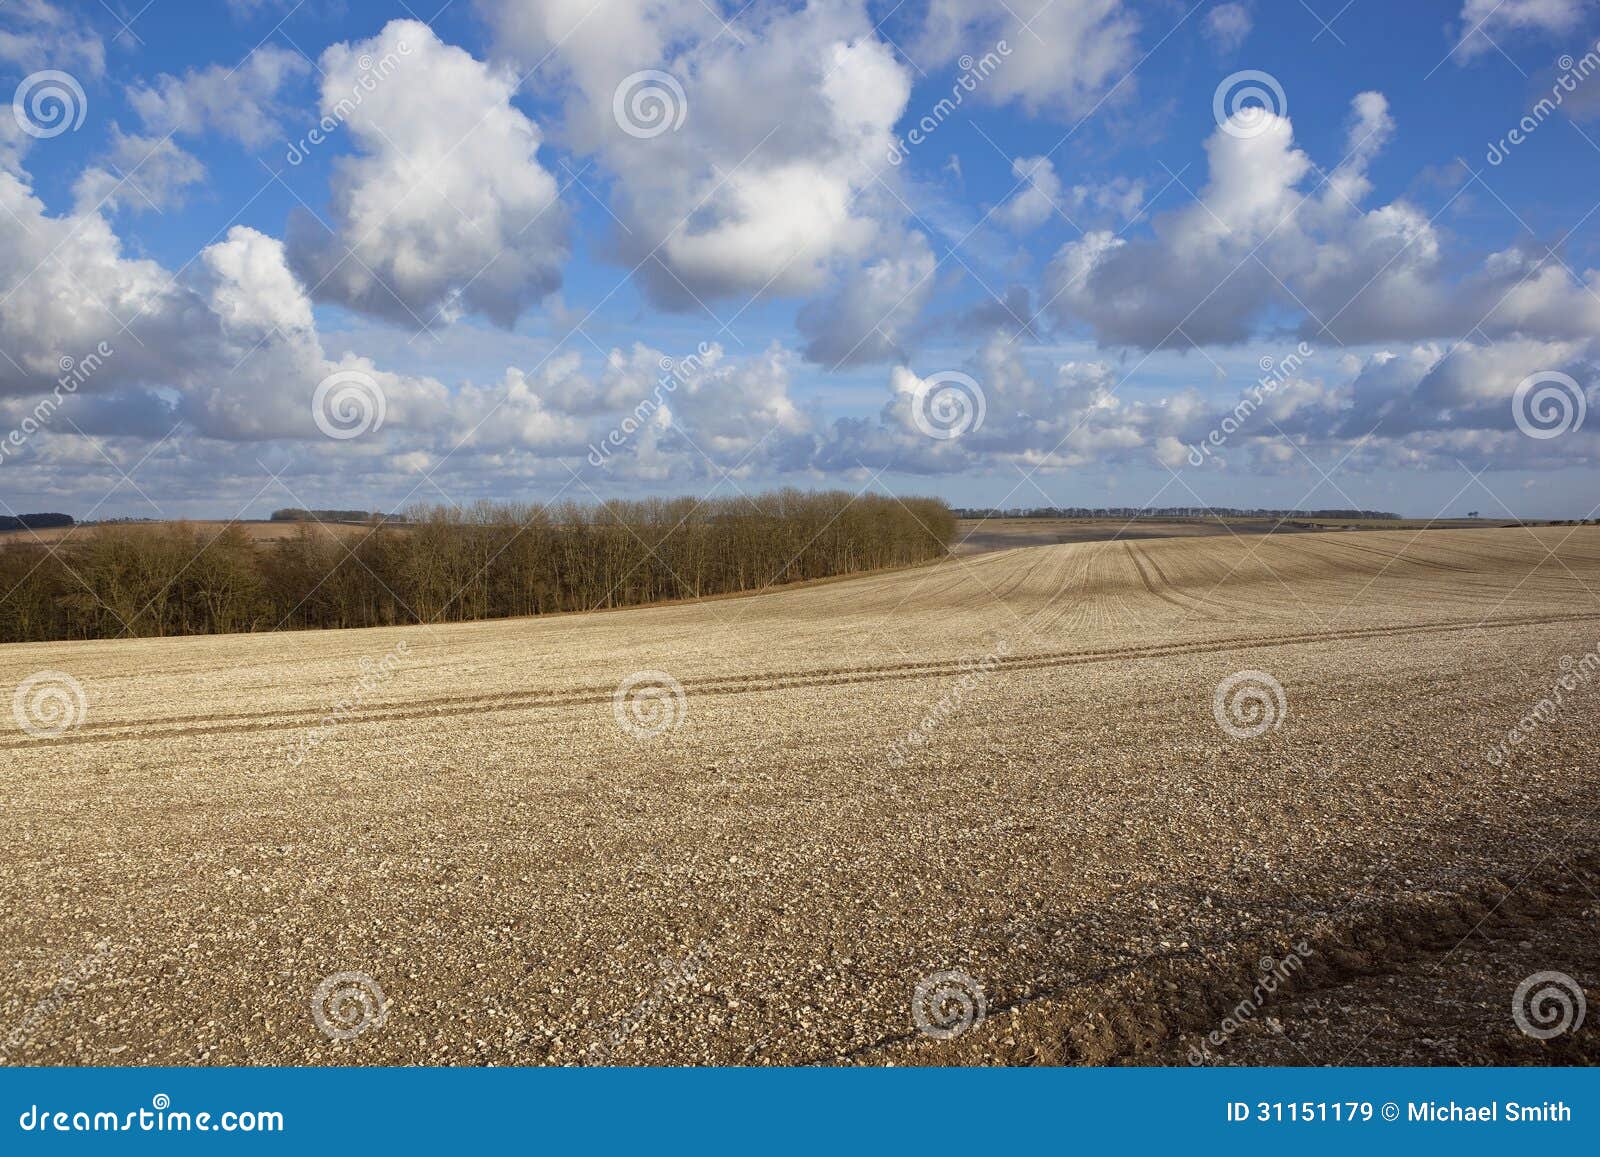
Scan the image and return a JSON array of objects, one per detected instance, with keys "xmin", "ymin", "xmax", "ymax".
[
  {"xmin": 0, "ymin": 491, "xmax": 954, "ymax": 642},
  {"xmin": 0, "ymin": 513, "xmax": 72, "ymax": 531},
  {"xmin": 951, "ymin": 506, "xmax": 1403, "ymax": 520},
  {"xmin": 270, "ymin": 508, "xmax": 404, "ymax": 523}
]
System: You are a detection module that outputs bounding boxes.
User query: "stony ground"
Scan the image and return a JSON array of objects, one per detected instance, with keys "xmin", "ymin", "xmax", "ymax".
[{"xmin": 0, "ymin": 526, "xmax": 1596, "ymax": 1065}]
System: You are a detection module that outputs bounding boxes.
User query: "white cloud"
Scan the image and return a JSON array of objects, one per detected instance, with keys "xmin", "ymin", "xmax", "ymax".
[
  {"xmin": 0, "ymin": 0, "xmax": 104, "ymax": 79},
  {"xmin": 0, "ymin": 150, "xmax": 815, "ymax": 492},
  {"xmin": 1042, "ymin": 93, "xmax": 1600, "ymax": 349},
  {"xmin": 72, "ymin": 129, "xmax": 206, "ymax": 213},
  {"xmin": 1204, "ymin": 3, "xmax": 1253, "ymax": 51},
  {"xmin": 487, "ymin": 0, "xmax": 922, "ymax": 362},
  {"xmin": 797, "ymin": 233, "xmax": 937, "ymax": 366},
  {"xmin": 1454, "ymin": 0, "xmax": 1595, "ymax": 61},
  {"xmin": 286, "ymin": 20, "xmax": 568, "ymax": 330},
  {"xmin": 126, "ymin": 45, "xmax": 308, "ymax": 146},
  {"xmin": 815, "ymin": 334, "xmax": 1205, "ymax": 475},
  {"xmin": 0, "ymin": 168, "xmax": 208, "ymax": 400},
  {"xmin": 915, "ymin": 0, "xmax": 1140, "ymax": 118},
  {"xmin": 997, "ymin": 155, "xmax": 1064, "ymax": 231}
]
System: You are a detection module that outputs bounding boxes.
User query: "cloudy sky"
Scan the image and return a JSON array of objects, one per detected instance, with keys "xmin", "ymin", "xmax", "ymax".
[{"xmin": 1, "ymin": 0, "xmax": 1598, "ymax": 520}]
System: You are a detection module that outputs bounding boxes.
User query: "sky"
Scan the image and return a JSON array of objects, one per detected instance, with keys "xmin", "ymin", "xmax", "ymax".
[{"xmin": 1, "ymin": 0, "xmax": 1598, "ymax": 521}]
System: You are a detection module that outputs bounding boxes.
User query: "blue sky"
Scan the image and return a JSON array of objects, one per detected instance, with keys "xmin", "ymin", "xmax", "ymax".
[{"xmin": 1, "ymin": 0, "xmax": 1598, "ymax": 520}]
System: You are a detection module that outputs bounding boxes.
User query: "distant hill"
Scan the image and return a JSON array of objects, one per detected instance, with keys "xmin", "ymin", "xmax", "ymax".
[{"xmin": 0, "ymin": 513, "xmax": 73, "ymax": 531}]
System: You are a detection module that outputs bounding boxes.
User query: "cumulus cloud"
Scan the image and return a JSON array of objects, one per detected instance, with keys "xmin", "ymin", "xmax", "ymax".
[
  {"xmin": 807, "ymin": 327, "xmax": 1599, "ymax": 483},
  {"xmin": 0, "ymin": 168, "xmax": 211, "ymax": 401},
  {"xmin": 0, "ymin": 142, "xmax": 818, "ymax": 496},
  {"xmin": 72, "ymin": 129, "xmax": 206, "ymax": 213},
  {"xmin": 996, "ymin": 156, "xmax": 1065, "ymax": 232},
  {"xmin": 1043, "ymin": 92, "xmax": 1600, "ymax": 349},
  {"xmin": 286, "ymin": 20, "xmax": 568, "ymax": 329},
  {"xmin": 487, "ymin": 0, "xmax": 924, "ymax": 363},
  {"xmin": 1183, "ymin": 337, "xmax": 1600, "ymax": 475},
  {"xmin": 915, "ymin": 0, "xmax": 1140, "ymax": 117},
  {"xmin": 126, "ymin": 45, "xmax": 308, "ymax": 146},
  {"xmin": 1204, "ymin": 2, "xmax": 1253, "ymax": 50},
  {"xmin": 797, "ymin": 233, "xmax": 937, "ymax": 366},
  {"xmin": 1453, "ymin": 0, "xmax": 1596, "ymax": 61},
  {"xmin": 814, "ymin": 334, "xmax": 1206, "ymax": 475},
  {"xmin": 0, "ymin": 0, "xmax": 104, "ymax": 79}
]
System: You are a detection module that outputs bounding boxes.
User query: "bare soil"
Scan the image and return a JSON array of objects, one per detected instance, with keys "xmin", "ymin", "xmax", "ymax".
[{"xmin": 1, "ymin": 526, "xmax": 1596, "ymax": 1065}]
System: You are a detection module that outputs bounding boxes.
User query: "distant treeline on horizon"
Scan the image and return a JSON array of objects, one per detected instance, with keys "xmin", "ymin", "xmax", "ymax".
[
  {"xmin": 0, "ymin": 513, "xmax": 73, "ymax": 531},
  {"xmin": 269, "ymin": 508, "xmax": 407, "ymax": 523},
  {"xmin": 0, "ymin": 491, "xmax": 954, "ymax": 642},
  {"xmin": 951, "ymin": 506, "xmax": 1405, "ymax": 521}
]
